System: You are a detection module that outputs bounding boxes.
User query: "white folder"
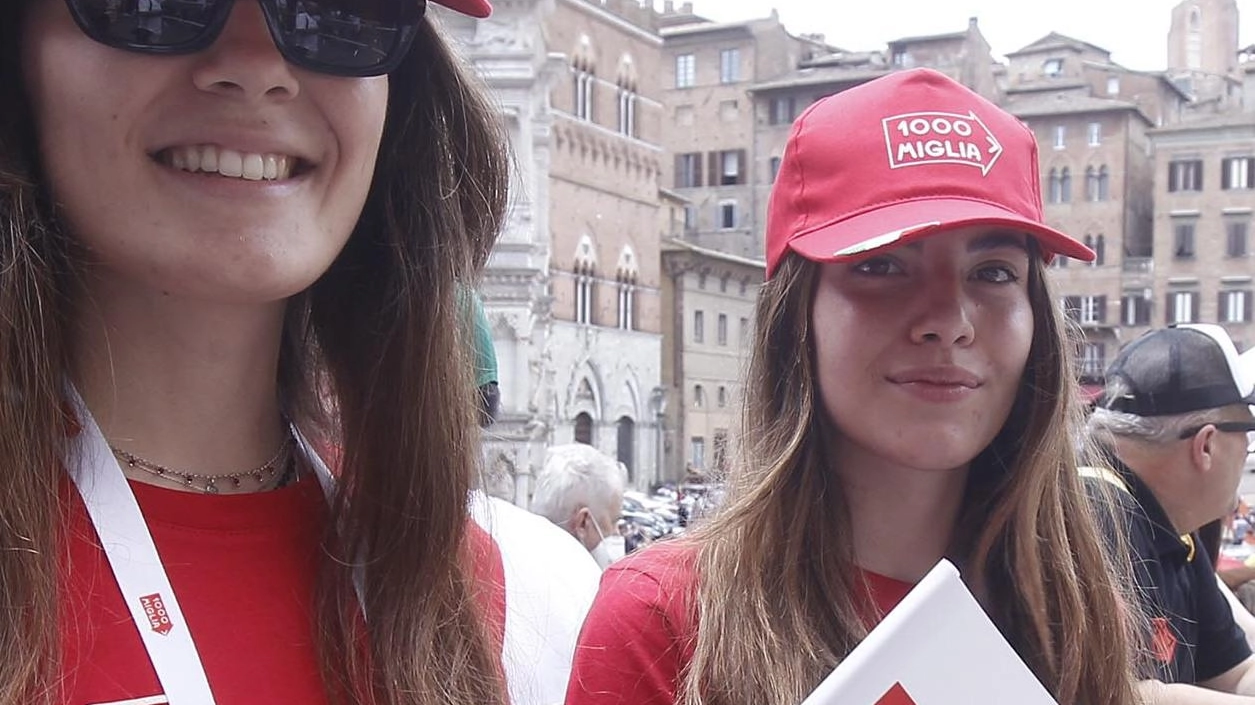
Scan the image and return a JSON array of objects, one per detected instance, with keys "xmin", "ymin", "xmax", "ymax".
[{"xmin": 801, "ymin": 560, "xmax": 1058, "ymax": 705}]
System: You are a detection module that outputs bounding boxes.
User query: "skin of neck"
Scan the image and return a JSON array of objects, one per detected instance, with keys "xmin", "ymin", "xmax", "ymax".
[
  {"xmin": 69, "ymin": 275, "xmax": 291, "ymax": 485},
  {"xmin": 832, "ymin": 439, "xmax": 970, "ymax": 583},
  {"xmin": 1110, "ymin": 436, "xmax": 1206, "ymax": 534}
]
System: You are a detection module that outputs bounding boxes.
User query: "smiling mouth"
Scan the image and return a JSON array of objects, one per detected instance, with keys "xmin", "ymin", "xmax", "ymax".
[{"xmin": 155, "ymin": 144, "xmax": 312, "ymax": 182}]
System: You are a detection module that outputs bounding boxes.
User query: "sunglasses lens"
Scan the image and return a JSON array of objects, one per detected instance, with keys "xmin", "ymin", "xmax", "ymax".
[
  {"xmin": 70, "ymin": 0, "xmax": 221, "ymax": 50},
  {"xmin": 267, "ymin": 0, "xmax": 423, "ymax": 75}
]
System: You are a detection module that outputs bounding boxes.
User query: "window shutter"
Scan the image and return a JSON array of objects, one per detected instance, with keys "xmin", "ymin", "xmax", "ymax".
[
  {"xmin": 1165, "ymin": 294, "xmax": 1174, "ymax": 323},
  {"xmin": 1191, "ymin": 292, "xmax": 1200, "ymax": 322},
  {"xmin": 674, "ymin": 155, "xmax": 684, "ymax": 188},
  {"xmin": 1096, "ymin": 295, "xmax": 1107, "ymax": 323},
  {"xmin": 1247, "ymin": 291, "xmax": 1254, "ymax": 322},
  {"xmin": 737, "ymin": 149, "xmax": 748, "ymax": 184},
  {"xmin": 708, "ymin": 152, "xmax": 719, "ymax": 187},
  {"xmin": 1220, "ymin": 291, "xmax": 1229, "ymax": 321},
  {"xmin": 1223, "ymin": 159, "xmax": 1233, "ymax": 190}
]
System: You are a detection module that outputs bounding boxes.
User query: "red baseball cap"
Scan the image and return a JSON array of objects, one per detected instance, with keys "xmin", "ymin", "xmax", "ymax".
[
  {"xmin": 433, "ymin": 0, "xmax": 493, "ymax": 18},
  {"xmin": 764, "ymin": 68, "xmax": 1094, "ymax": 277}
]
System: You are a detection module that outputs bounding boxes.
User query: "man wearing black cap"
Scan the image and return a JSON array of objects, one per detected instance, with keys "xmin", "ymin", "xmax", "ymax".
[{"xmin": 1089, "ymin": 324, "xmax": 1255, "ymax": 699}]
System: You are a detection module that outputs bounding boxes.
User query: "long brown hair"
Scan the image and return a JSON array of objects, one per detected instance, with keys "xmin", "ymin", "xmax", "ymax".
[
  {"xmin": 0, "ymin": 4, "xmax": 509, "ymax": 704},
  {"xmin": 681, "ymin": 252, "xmax": 1144, "ymax": 705}
]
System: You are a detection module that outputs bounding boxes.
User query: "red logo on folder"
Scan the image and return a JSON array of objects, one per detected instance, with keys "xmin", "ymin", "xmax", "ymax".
[
  {"xmin": 140, "ymin": 593, "xmax": 173, "ymax": 636},
  {"xmin": 875, "ymin": 682, "xmax": 918, "ymax": 705}
]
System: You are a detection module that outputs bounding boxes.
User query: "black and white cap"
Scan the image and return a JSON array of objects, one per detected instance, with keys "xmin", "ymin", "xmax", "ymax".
[{"xmin": 1102, "ymin": 324, "xmax": 1255, "ymax": 417}]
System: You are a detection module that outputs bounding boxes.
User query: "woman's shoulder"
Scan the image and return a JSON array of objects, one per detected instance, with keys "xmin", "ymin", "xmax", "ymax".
[{"xmin": 599, "ymin": 539, "xmax": 700, "ymax": 611}]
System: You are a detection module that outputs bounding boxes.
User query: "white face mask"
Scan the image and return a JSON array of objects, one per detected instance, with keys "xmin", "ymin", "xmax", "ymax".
[{"xmin": 589, "ymin": 519, "xmax": 626, "ymax": 570}]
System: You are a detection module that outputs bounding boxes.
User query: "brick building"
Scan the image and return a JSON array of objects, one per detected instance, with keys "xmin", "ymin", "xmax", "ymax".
[{"xmin": 439, "ymin": 0, "xmax": 668, "ymax": 499}]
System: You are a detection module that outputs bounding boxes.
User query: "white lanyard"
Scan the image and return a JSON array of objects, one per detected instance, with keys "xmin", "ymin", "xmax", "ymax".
[{"xmin": 65, "ymin": 389, "xmax": 337, "ymax": 705}]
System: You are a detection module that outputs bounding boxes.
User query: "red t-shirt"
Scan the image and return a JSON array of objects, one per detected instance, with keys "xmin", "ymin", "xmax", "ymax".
[
  {"xmin": 59, "ymin": 476, "xmax": 505, "ymax": 704},
  {"xmin": 564, "ymin": 541, "xmax": 913, "ymax": 705}
]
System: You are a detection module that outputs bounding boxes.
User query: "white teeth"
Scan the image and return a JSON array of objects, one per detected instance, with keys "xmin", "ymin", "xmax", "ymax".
[
  {"xmin": 242, "ymin": 153, "xmax": 265, "ymax": 181},
  {"xmin": 200, "ymin": 146, "xmax": 218, "ymax": 173},
  {"xmin": 162, "ymin": 144, "xmax": 297, "ymax": 181},
  {"xmin": 218, "ymin": 150, "xmax": 243, "ymax": 178}
]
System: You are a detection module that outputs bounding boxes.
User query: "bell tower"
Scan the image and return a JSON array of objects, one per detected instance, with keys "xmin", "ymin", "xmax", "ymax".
[{"xmin": 1166, "ymin": 0, "xmax": 1240, "ymax": 103}]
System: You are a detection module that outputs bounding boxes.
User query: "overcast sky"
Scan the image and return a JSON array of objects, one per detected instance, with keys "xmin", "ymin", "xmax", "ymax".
[{"xmin": 691, "ymin": 1, "xmax": 1252, "ymax": 72}]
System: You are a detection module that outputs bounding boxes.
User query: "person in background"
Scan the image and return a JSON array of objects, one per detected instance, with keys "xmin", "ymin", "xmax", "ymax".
[
  {"xmin": 463, "ymin": 289, "xmax": 601, "ymax": 705},
  {"xmin": 565, "ymin": 68, "xmax": 1145, "ymax": 705},
  {"xmin": 532, "ymin": 443, "xmax": 627, "ymax": 570},
  {"xmin": 5, "ymin": 0, "xmax": 512, "ymax": 702},
  {"xmin": 1088, "ymin": 324, "xmax": 1255, "ymax": 699}
]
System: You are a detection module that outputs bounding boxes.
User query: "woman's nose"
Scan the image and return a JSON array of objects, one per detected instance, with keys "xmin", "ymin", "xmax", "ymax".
[{"xmin": 190, "ymin": 1, "xmax": 301, "ymax": 102}]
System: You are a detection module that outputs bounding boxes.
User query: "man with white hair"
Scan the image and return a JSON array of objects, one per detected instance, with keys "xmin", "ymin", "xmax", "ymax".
[
  {"xmin": 531, "ymin": 444, "xmax": 626, "ymax": 570},
  {"xmin": 1088, "ymin": 324, "xmax": 1255, "ymax": 698}
]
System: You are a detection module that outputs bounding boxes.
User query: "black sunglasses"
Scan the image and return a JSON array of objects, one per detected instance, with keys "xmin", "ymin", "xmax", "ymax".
[
  {"xmin": 1178, "ymin": 421, "xmax": 1255, "ymax": 440},
  {"xmin": 62, "ymin": 0, "xmax": 426, "ymax": 77}
]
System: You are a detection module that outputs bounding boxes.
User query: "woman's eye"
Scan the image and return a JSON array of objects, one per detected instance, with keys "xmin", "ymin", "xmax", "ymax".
[
  {"xmin": 974, "ymin": 264, "xmax": 1019, "ymax": 284},
  {"xmin": 852, "ymin": 258, "xmax": 902, "ymax": 276}
]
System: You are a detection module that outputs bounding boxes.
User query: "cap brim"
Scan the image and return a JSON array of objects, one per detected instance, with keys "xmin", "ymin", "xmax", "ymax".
[
  {"xmin": 432, "ymin": 0, "xmax": 493, "ymax": 18},
  {"xmin": 786, "ymin": 197, "xmax": 1095, "ymax": 266}
]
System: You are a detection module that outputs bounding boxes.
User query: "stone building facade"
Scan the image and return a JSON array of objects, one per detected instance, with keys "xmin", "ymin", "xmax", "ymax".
[
  {"xmin": 657, "ymin": 7, "xmax": 829, "ymax": 260},
  {"xmin": 1148, "ymin": 109, "xmax": 1255, "ymax": 350},
  {"xmin": 437, "ymin": 0, "xmax": 667, "ymax": 502},
  {"xmin": 660, "ymin": 239, "xmax": 763, "ymax": 481},
  {"xmin": 1000, "ymin": 32, "xmax": 1190, "ymax": 380}
]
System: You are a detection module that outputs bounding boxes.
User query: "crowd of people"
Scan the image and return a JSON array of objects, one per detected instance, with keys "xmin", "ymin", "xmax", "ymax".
[{"xmin": 6, "ymin": 0, "xmax": 1255, "ymax": 703}]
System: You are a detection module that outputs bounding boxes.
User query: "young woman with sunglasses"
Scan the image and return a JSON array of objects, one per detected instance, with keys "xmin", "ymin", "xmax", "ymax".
[
  {"xmin": 3, "ymin": 0, "xmax": 511, "ymax": 703},
  {"xmin": 565, "ymin": 69, "xmax": 1147, "ymax": 705}
]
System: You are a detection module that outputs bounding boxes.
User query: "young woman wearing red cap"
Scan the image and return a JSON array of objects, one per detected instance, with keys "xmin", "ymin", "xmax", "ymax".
[
  {"xmin": 2, "ymin": 0, "xmax": 509, "ymax": 703},
  {"xmin": 566, "ymin": 69, "xmax": 1144, "ymax": 705}
]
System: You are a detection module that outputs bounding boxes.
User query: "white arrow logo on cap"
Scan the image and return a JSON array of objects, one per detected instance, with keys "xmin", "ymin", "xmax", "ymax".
[{"xmin": 882, "ymin": 110, "xmax": 1004, "ymax": 176}]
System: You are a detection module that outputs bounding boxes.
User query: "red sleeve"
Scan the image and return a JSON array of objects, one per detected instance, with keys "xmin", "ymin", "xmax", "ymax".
[
  {"xmin": 564, "ymin": 556, "xmax": 693, "ymax": 705},
  {"xmin": 465, "ymin": 521, "xmax": 507, "ymax": 654}
]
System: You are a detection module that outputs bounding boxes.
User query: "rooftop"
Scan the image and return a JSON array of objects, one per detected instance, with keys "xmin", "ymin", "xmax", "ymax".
[
  {"xmin": 662, "ymin": 238, "xmax": 766, "ymax": 270},
  {"xmin": 1004, "ymin": 93, "xmax": 1145, "ymax": 119},
  {"xmin": 1006, "ymin": 31, "xmax": 1111, "ymax": 59},
  {"xmin": 749, "ymin": 66, "xmax": 890, "ymax": 93},
  {"xmin": 1150, "ymin": 111, "xmax": 1255, "ymax": 134}
]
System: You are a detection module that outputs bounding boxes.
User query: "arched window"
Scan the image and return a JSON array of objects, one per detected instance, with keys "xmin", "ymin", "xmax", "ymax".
[
  {"xmin": 616, "ymin": 246, "xmax": 638, "ymax": 331},
  {"xmin": 1048, "ymin": 168, "xmax": 1061, "ymax": 204},
  {"xmin": 1187, "ymin": 7, "xmax": 1202, "ymax": 69},
  {"xmin": 572, "ymin": 37, "xmax": 596, "ymax": 121},
  {"xmin": 574, "ymin": 236, "xmax": 597, "ymax": 326},
  {"xmin": 616, "ymin": 416, "xmax": 635, "ymax": 479},
  {"xmin": 717, "ymin": 386, "xmax": 728, "ymax": 407},
  {"xmin": 616, "ymin": 54, "xmax": 638, "ymax": 138},
  {"xmin": 693, "ymin": 385, "xmax": 705, "ymax": 408},
  {"xmin": 1097, "ymin": 166, "xmax": 1110, "ymax": 201},
  {"xmin": 1094, "ymin": 234, "xmax": 1106, "ymax": 265},
  {"xmin": 1059, "ymin": 168, "xmax": 1072, "ymax": 203},
  {"xmin": 574, "ymin": 412, "xmax": 594, "ymax": 445},
  {"xmin": 1085, "ymin": 166, "xmax": 1099, "ymax": 201}
]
